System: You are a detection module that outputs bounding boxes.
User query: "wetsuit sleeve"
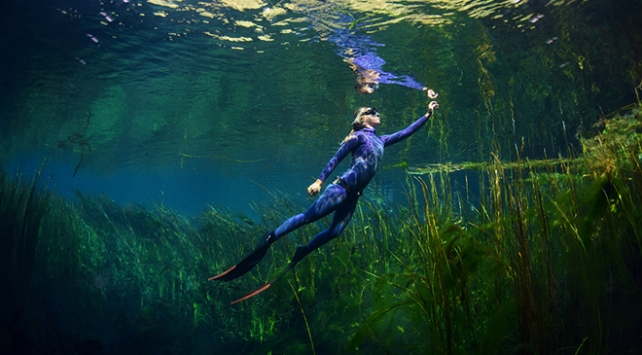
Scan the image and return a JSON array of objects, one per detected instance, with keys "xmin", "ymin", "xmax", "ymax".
[
  {"xmin": 317, "ymin": 135, "xmax": 360, "ymax": 182},
  {"xmin": 392, "ymin": 76, "xmax": 426, "ymax": 91},
  {"xmin": 377, "ymin": 73, "xmax": 425, "ymax": 91},
  {"xmin": 381, "ymin": 114, "xmax": 429, "ymax": 147}
]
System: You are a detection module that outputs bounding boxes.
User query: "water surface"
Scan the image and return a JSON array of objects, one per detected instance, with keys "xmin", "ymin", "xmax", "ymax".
[{"xmin": 1, "ymin": 0, "xmax": 639, "ymax": 215}]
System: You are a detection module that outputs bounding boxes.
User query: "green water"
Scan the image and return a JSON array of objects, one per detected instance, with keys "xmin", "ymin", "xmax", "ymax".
[
  {"xmin": 1, "ymin": 0, "xmax": 642, "ymax": 353},
  {"xmin": 3, "ymin": 0, "xmax": 639, "ymax": 174}
]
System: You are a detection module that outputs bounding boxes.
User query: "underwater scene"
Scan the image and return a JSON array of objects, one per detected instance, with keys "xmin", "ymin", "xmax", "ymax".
[{"xmin": 2, "ymin": 0, "xmax": 642, "ymax": 353}]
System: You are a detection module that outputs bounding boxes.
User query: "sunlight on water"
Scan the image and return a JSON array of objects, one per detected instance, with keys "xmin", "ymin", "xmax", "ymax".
[
  {"xmin": 1, "ymin": 0, "xmax": 639, "ymax": 216},
  {"xmin": 49, "ymin": 0, "xmax": 551, "ymax": 53}
]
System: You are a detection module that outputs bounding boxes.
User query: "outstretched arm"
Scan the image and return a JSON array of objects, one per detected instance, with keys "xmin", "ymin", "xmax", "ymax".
[{"xmin": 382, "ymin": 101, "xmax": 439, "ymax": 147}]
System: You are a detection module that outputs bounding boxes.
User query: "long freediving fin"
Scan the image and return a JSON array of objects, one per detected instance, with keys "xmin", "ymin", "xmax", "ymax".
[
  {"xmin": 208, "ymin": 232, "xmax": 275, "ymax": 282},
  {"xmin": 231, "ymin": 245, "xmax": 309, "ymax": 305}
]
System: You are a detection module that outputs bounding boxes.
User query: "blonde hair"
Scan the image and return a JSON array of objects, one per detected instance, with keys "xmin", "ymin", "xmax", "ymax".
[{"xmin": 340, "ymin": 107, "xmax": 370, "ymax": 145}]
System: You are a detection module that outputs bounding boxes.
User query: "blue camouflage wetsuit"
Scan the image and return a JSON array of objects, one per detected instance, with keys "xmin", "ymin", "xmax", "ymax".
[
  {"xmin": 352, "ymin": 53, "xmax": 426, "ymax": 91},
  {"xmin": 326, "ymin": 28, "xmax": 426, "ymax": 92},
  {"xmin": 272, "ymin": 113, "xmax": 431, "ymax": 254}
]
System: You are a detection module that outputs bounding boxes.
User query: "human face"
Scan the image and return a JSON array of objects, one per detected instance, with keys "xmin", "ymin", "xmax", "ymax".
[{"xmin": 361, "ymin": 108, "xmax": 380, "ymax": 128}]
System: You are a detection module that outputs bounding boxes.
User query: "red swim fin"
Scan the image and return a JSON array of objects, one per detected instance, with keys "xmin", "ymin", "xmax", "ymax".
[
  {"xmin": 230, "ymin": 245, "xmax": 310, "ymax": 305},
  {"xmin": 208, "ymin": 265, "xmax": 237, "ymax": 281},
  {"xmin": 231, "ymin": 283, "xmax": 273, "ymax": 305},
  {"xmin": 208, "ymin": 232, "xmax": 275, "ymax": 282}
]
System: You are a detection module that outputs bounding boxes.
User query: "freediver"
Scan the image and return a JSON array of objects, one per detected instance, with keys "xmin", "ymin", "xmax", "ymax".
[{"xmin": 209, "ymin": 91, "xmax": 439, "ymax": 303}]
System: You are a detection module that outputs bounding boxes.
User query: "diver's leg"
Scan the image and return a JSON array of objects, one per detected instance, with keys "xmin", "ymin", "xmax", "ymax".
[
  {"xmin": 296, "ymin": 193, "xmax": 360, "ymax": 258},
  {"xmin": 272, "ymin": 184, "xmax": 348, "ymax": 239},
  {"xmin": 264, "ymin": 186, "xmax": 353, "ymax": 275},
  {"xmin": 223, "ymin": 193, "xmax": 359, "ymax": 302},
  {"xmin": 209, "ymin": 184, "xmax": 347, "ymax": 282},
  {"xmin": 264, "ymin": 195, "xmax": 360, "ymax": 288}
]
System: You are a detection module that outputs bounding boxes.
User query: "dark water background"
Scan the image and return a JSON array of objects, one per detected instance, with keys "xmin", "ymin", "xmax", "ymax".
[
  {"xmin": 2, "ymin": 1, "xmax": 642, "ymax": 353},
  {"xmin": 2, "ymin": 0, "xmax": 639, "ymax": 217}
]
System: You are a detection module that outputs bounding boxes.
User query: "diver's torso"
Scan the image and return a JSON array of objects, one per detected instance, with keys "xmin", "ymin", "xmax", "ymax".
[{"xmin": 340, "ymin": 128, "xmax": 383, "ymax": 192}]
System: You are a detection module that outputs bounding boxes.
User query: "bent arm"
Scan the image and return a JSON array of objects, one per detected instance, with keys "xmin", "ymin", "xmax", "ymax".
[{"xmin": 317, "ymin": 136, "xmax": 359, "ymax": 182}]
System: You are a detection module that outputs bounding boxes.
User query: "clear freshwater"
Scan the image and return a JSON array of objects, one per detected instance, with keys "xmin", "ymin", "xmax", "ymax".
[
  {"xmin": 1, "ymin": 0, "xmax": 641, "ymax": 353},
  {"xmin": 3, "ymin": 0, "xmax": 638, "ymax": 216}
]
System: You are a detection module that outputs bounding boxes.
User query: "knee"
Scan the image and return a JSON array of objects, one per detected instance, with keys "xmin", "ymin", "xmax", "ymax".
[
  {"xmin": 300, "ymin": 212, "xmax": 315, "ymax": 224},
  {"xmin": 330, "ymin": 221, "xmax": 350, "ymax": 237}
]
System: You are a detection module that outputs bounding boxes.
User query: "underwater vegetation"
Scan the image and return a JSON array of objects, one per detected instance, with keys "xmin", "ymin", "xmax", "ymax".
[{"xmin": 1, "ymin": 105, "xmax": 642, "ymax": 353}]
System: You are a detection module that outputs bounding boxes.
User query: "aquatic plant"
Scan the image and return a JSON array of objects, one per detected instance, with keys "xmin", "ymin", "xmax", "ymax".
[
  {"xmin": 0, "ymin": 167, "xmax": 52, "ymax": 315},
  {"xmin": 347, "ymin": 104, "xmax": 642, "ymax": 353},
  {"xmin": 1, "ymin": 105, "xmax": 641, "ymax": 353}
]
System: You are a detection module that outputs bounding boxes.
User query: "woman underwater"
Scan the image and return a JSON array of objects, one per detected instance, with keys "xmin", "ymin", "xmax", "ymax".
[{"xmin": 210, "ymin": 94, "xmax": 439, "ymax": 303}]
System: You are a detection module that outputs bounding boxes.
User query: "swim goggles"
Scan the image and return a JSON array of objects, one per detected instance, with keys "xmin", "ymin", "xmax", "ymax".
[{"xmin": 362, "ymin": 108, "xmax": 379, "ymax": 116}]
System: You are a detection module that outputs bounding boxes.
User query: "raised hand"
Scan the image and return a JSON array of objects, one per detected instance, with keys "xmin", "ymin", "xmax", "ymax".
[
  {"xmin": 428, "ymin": 100, "xmax": 439, "ymax": 115},
  {"xmin": 423, "ymin": 87, "xmax": 439, "ymax": 99}
]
